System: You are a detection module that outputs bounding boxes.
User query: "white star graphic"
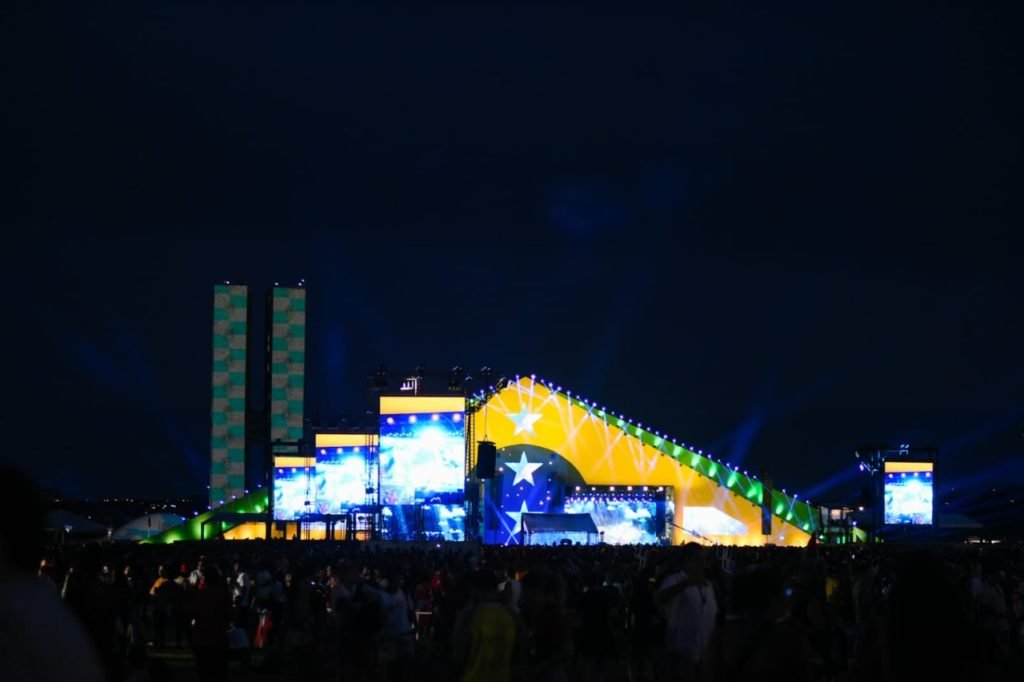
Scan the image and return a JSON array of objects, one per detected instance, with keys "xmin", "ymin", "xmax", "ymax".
[
  {"xmin": 506, "ymin": 451, "xmax": 544, "ymax": 487},
  {"xmin": 505, "ymin": 500, "xmax": 531, "ymax": 537},
  {"xmin": 506, "ymin": 406, "xmax": 542, "ymax": 435}
]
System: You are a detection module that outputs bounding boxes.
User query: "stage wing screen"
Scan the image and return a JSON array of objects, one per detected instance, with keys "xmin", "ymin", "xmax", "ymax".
[
  {"xmin": 315, "ymin": 446, "xmax": 370, "ymax": 513},
  {"xmin": 683, "ymin": 506, "xmax": 748, "ymax": 537},
  {"xmin": 379, "ymin": 396, "xmax": 466, "ymax": 505},
  {"xmin": 884, "ymin": 462, "xmax": 934, "ymax": 525},
  {"xmin": 563, "ymin": 498, "xmax": 660, "ymax": 545},
  {"xmin": 273, "ymin": 465, "xmax": 316, "ymax": 521}
]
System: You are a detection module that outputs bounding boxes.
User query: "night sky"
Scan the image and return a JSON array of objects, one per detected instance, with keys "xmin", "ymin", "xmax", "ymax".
[{"xmin": 5, "ymin": 3, "xmax": 1022, "ymax": 502}]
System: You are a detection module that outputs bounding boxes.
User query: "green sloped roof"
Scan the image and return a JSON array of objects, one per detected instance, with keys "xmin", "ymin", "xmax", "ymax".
[{"xmin": 141, "ymin": 488, "xmax": 269, "ymax": 544}]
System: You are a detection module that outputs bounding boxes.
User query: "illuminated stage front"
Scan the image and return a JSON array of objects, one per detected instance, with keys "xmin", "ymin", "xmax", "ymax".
[
  {"xmin": 254, "ymin": 377, "xmax": 818, "ymax": 546},
  {"xmin": 152, "ymin": 374, "xmax": 819, "ymax": 546}
]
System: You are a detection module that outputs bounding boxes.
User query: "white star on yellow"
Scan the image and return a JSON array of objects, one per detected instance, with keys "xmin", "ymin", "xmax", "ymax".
[
  {"xmin": 506, "ymin": 406, "xmax": 542, "ymax": 435},
  {"xmin": 506, "ymin": 451, "xmax": 544, "ymax": 487},
  {"xmin": 505, "ymin": 500, "xmax": 531, "ymax": 537}
]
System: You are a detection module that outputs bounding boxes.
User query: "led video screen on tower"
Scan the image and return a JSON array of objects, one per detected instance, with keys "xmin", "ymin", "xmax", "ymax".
[
  {"xmin": 379, "ymin": 396, "xmax": 466, "ymax": 506},
  {"xmin": 884, "ymin": 461, "xmax": 934, "ymax": 525}
]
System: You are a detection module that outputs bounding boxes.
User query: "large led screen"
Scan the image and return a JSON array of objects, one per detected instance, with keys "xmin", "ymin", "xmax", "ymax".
[
  {"xmin": 273, "ymin": 435, "xmax": 378, "ymax": 521},
  {"xmin": 315, "ymin": 446, "xmax": 371, "ymax": 514},
  {"xmin": 884, "ymin": 462, "xmax": 933, "ymax": 525},
  {"xmin": 564, "ymin": 497, "xmax": 660, "ymax": 545},
  {"xmin": 273, "ymin": 465, "xmax": 315, "ymax": 521},
  {"xmin": 379, "ymin": 396, "xmax": 466, "ymax": 505}
]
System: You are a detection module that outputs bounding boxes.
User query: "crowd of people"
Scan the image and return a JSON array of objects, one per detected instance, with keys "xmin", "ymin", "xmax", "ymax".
[
  {"xmin": 17, "ymin": 536, "xmax": 1024, "ymax": 682},
  {"xmin": 2, "ymin": 470, "xmax": 1023, "ymax": 682}
]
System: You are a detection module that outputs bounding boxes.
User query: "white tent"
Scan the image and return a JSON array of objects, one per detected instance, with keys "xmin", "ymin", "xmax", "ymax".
[{"xmin": 112, "ymin": 513, "xmax": 186, "ymax": 541}]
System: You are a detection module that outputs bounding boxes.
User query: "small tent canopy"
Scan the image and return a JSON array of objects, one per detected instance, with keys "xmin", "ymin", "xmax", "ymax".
[
  {"xmin": 44, "ymin": 509, "xmax": 107, "ymax": 534},
  {"xmin": 112, "ymin": 513, "xmax": 186, "ymax": 541},
  {"xmin": 522, "ymin": 513, "xmax": 599, "ymax": 545}
]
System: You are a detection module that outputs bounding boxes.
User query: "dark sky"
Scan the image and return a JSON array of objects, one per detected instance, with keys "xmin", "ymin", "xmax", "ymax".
[{"xmin": 4, "ymin": 2, "xmax": 1022, "ymax": 501}]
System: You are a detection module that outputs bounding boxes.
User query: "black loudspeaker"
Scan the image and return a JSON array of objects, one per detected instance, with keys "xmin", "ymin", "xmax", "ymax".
[
  {"xmin": 760, "ymin": 473, "xmax": 774, "ymax": 536},
  {"xmin": 476, "ymin": 441, "xmax": 497, "ymax": 479}
]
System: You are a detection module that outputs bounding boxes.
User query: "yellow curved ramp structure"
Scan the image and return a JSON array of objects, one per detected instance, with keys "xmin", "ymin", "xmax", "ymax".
[{"xmin": 476, "ymin": 376, "xmax": 817, "ymax": 546}]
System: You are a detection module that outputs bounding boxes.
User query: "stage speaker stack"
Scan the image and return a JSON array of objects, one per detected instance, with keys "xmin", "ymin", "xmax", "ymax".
[
  {"xmin": 476, "ymin": 441, "xmax": 497, "ymax": 479},
  {"xmin": 761, "ymin": 473, "xmax": 774, "ymax": 536}
]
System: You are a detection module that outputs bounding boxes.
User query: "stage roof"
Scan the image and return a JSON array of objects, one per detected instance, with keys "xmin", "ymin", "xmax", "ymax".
[{"xmin": 522, "ymin": 513, "xmax": 598, "ymax": 534}]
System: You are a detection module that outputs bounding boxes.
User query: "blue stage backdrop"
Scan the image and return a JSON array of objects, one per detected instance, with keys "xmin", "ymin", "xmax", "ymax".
[{"xmin": 483, "ymin": 445, "xmax": 586, "ymax": 545}]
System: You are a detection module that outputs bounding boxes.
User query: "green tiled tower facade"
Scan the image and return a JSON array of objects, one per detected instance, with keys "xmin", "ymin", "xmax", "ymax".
[
  {"xmin": 210, "ymin": 284, "xmax": 248, "ymax": 507},
  {"xmin": 267, "ymin": 287, "xmax": 306, "ymax": 454}
]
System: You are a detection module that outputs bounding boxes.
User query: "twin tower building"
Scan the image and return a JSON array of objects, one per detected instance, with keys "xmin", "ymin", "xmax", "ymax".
[{"xmin": 210, "ymin": 282, "xmax": 306, "ymax": 508}]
